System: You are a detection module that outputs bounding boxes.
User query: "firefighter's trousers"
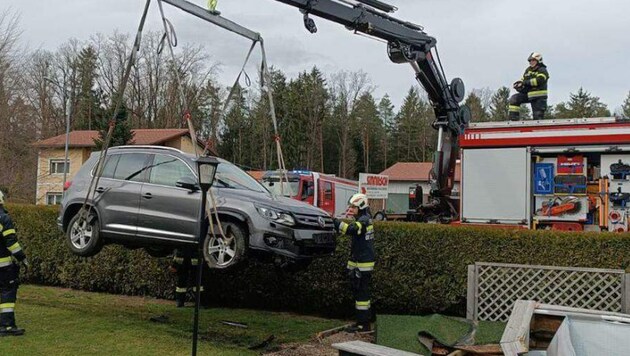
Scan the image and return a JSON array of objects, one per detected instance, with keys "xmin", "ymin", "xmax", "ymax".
[
  {"xmin": 0, "ymin": 264, "xmax": 19, "ymax": 328},
  {"xmin": 509, "ymin": 92, "xmax": 547, "ymax": 120},
  {"xmin": 349, "ymin": 268, "xmax": 372, "ymax": 324}
]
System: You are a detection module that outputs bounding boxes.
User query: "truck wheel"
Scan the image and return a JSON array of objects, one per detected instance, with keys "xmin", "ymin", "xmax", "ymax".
[
  {"xmin": 203, "ymin": 222, "xmax": 246, "ymax": 269},
  {"xmin": 373, "ymin": 212, "xmax": 387, "ymax": 221},
  {"xmin": 66, "ymin": 212, "xmax": 104, "ymax": 257}
]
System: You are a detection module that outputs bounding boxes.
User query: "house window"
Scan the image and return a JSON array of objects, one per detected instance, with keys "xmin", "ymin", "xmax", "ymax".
[
  {"xmin": 46, "ymin": 192, "xmax": 63, "ymax": 205},
  {"xmin": 50, "ymin": 159, "xmax": 69, "ymax": 174}
]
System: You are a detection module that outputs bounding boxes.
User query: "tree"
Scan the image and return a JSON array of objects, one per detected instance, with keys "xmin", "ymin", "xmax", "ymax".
[
  {"xmin": 377, "ymin": 95, "xmax": 395, "ymax": 168},
  {"xmin": 554, "ymin": 87, "xmax": 611, "ymax": 118},
  {"xmin": 75, "ymin": 46, "xmax": 102, "ymax": 130},
  {"xmin": 93, "ymin": 99, "xmax": 135, "ymax": 150},
  {"xmin": 621, "ymin": 91, "xmax": 630, "ymax": 119},
  {"xmin": 465, "ymin": 91, "xmax": 488, "ymax": 122},
  {"xmin": 488, "ymin": 86, "xmax": 510, "ymax": 121}
]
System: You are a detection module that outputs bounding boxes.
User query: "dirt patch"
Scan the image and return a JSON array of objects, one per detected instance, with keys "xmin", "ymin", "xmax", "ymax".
[{"xmin": 265, "ymin": 331, "xmax": 375, "ymax": 356}]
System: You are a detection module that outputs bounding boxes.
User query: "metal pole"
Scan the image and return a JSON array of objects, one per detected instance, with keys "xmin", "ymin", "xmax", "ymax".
[
  {"xmin": 62, "ymin": 94, "xmax": 71, "ymax": 199},
  {"xmin": 192, "ymin": 189, "xmax": 207, "ymax": 356}
]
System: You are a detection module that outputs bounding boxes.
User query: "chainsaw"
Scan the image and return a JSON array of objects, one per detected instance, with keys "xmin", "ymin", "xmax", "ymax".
[{"xmin": 537, "ymin": 196, "xmax": 581, "ymax": 217}]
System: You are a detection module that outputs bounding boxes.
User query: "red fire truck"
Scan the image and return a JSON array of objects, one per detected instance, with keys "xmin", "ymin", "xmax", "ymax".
[
  {"xmin": 261, "ymin": 171, "xmax": 359, "ymax": 218},
  {"xmin": 456, "ymin": 117, "xmax": 630, "ymax": 232}
]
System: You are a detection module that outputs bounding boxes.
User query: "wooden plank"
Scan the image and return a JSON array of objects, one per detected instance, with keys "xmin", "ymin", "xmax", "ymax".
[
  {"xmin": 500, "ymin": 300, "xmax": 537, "ymax": 356},
  {"xmin": 624, "ymin": 273, "xmax": 630, "ymax": 314},
  {"xmin": 332, "ymin": 341, "xmax": 421, "ymax": 356},
  {"xmin": 466, "ymin": 264, "xmax": 476, "ymax": 320}
]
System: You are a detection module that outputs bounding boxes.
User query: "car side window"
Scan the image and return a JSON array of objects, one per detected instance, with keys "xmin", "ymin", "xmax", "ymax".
[
  {"xmin": 101, "ymin": 154, "xmax": 121, "ymax": 179},
  {"xmin": 149, "ymin": 154, "xmax": 195, "ymax": 187},
  {"xmin": 113, "ymin": 153, "xmax": 151, "ymax": 182}
]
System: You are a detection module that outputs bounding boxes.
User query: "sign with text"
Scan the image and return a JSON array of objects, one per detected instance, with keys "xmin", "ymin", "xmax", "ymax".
[{"xmin": 359, "ymin": 173, "xmax": 389, "ymax": 199}]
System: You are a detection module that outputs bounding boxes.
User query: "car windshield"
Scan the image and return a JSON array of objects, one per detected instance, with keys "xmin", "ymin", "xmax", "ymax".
[
  {"xmin": 215, "ymin": 160, "xmax": 268, "ymax": 193},
  {"xmin": 262, "ymin": 181, "xmax": 299, "ymax": 197}
]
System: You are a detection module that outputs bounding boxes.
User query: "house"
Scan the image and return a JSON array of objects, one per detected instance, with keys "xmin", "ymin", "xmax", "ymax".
[
  {"xmin": 32, "ymin": 129, "xmax": 212, "ymax": 205},
  {"xmin": 379, "ymin": 161, "xmax": 461, "ymax": 214}
]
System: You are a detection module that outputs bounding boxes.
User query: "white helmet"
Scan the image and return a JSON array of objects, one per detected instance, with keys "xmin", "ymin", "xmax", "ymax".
[
  {"xmin": 528, "ymin": 52, "xmax": 543, "ymax": 63},
  {"xmin": 348, "ymin": 193, "xmax": 369, "ymax": 210},
  {"xmin": 0, "ymin": 190, "xmax": 4, "ymax": 205}
]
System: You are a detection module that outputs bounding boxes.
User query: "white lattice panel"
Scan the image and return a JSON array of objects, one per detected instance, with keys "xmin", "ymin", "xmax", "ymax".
[{"xmin": 468, "ymin": 262, "xmax": 629, "ymax": 322}]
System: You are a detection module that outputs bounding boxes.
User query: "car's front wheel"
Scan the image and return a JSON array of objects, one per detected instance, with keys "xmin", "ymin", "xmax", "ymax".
[
  {"xmin": 66, "ymin": 211, "xmax": 104, "ymax": 257},
  {"xmin": 203, "ymin": 222, "xmax": 246, "ymax": 269}
]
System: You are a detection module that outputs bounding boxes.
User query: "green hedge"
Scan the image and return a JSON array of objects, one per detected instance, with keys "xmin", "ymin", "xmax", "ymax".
[{"xmin": 8, "ymin": 204, "xmax": 630, "ymax": 317}]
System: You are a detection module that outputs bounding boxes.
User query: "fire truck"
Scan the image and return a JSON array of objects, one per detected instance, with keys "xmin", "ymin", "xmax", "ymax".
[
  {"xmin": 454, "ymin": 117, "xmax": 630, "ymax": 232},
  {"xmin": 261, "ymin": 171, "xmax": 359, "ymax": 218}
]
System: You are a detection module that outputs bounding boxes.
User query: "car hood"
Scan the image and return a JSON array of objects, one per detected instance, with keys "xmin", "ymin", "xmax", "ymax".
[{"xmin": 212, "ymin": 188, "xmax": 329, "ymax": 216}]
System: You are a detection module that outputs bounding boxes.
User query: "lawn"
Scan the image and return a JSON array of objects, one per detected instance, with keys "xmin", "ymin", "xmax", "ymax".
[{"xmin": 0, "ymin": 285, "xmax": 344, "ymax": 355}]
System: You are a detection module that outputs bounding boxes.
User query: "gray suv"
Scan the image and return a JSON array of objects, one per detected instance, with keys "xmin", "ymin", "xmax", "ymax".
[{"xmin": 57, "ymin": 146, "xmax": 336, "ymax": 269}]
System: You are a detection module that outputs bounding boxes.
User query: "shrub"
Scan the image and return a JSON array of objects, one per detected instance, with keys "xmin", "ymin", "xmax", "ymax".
[{"xmin": 8, "ymin": 204, "xmax": 630, "ymax": 317}]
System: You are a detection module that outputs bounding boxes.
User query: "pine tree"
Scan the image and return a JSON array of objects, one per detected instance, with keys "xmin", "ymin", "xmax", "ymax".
[
  {"xmin": 465, "ymin": 91, "xmax": 489, "ymax": 122},
  {"xmin": 377, "ymin": 95, "xmax": 395, "ymax": 169},
  {"xmin": 93, "ymin": 98, "xmax": 135, "ymax": 150},
  {"xmin": 488, "ymin": 86, "xmax": 510, "ymax": 121},
  {"xmin": 555, "ymin": 87, "xmax": 611, "ymax": 118},
  {"xmin": 621, "ymin": 91, "xmax": 630, "ymax": 119}
]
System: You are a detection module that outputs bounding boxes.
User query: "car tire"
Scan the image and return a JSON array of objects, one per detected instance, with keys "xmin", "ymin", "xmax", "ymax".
[
  {"xmin": 373, "ymin": 211, "xmax": 387, "ymax": 221},
  {"xmin": 66, "ymin": 211, "xmax": 104, "ymax": 257},
  {"xmin": 203, "ymin": 222, "xmax": 246, "ymax": 269},
  {"xmin": 144, "ymin": 246, "xmax": 174, "ymax": 258}
]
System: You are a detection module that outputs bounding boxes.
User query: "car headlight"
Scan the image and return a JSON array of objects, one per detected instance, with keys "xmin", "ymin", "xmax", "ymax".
[{"xmin": 256, "ymin": 206, "xmax": 296, "ymax": 226}]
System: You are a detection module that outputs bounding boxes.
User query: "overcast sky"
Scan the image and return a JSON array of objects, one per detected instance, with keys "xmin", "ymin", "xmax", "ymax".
[{"xmin": 4, "ymin": 0, "xmax": 630, "ymax": 111}]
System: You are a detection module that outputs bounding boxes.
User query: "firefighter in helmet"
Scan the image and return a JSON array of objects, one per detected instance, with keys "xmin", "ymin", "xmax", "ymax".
[
  {"xmin": 0, "ymin": 191, "xmax": 28, "ymax": 336},
  {"xmin": 333, "ymin": 193, "xmax": 375, "ymax": 333},
  {"xmin": 509, "ymin": 52, "xmax": 550, "ymax": 120}
]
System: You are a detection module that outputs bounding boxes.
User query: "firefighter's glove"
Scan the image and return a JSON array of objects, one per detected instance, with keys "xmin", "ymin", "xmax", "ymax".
[
  {"xmin": 333, "ymin": 218, "xmax": 341, "ymax": 231},
  {"xmin": 20, "ymin": 259, "xmax": 29, "ymax": 272},
  {"xmin": 513, "ymin": 81, "xmax": 524, "ymax": 90}
]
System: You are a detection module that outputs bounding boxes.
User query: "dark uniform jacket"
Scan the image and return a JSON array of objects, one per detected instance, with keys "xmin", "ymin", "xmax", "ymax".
[
  {"xmin": 521, "ymin": 63, "xmax": 549, "ymax": 100},
  {"xmin": 336, "ymin": 212, "xmax": 375, "ymax": 271},
  {"xmin": 0, "ymin": 208, "xmax": 26, "ymax": 268}
]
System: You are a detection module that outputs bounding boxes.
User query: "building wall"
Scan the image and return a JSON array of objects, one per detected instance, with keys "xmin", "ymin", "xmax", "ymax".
[
  {"xmin": 165, "ymin": 136, "xmax": 203, "ymax": 155},
  {"xmin": 36, "ymin": 147, "xmax": 90, "ymax": 205}
]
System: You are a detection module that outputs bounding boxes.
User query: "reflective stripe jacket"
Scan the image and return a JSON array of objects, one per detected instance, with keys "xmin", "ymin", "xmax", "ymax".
[
  {"xmin": 521, "ymin": 63, "xmax": 549, "ymax": 100},
  {"xmin": 337, "ymin": 212, "xmax": 375, "ymax": 268},
  {"xmin": 0, "ymin": 208, "xmax": 26, "ymax": 267}
]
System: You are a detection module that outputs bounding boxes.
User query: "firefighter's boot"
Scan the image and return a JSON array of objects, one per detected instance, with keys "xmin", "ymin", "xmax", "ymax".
[{"xmin": 0, "ymin": 326, "xmax": 25, "ymax": 336}]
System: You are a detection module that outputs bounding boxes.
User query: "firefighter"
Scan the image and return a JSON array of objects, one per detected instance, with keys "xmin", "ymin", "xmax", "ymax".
[
  {"xmin": 509, "ymin": 52, "xmax": 550, "ymax": 121},
  {"xmin": 0, "ymin": 191, "xmax": 28, "ymax": 337},
  {"xmin": 171, "ymin": 248, "xmax": 206, "ymax": 308},
  {"xmin": 333, "ymin": 193, "xmax": 375, "ymax": 333}
]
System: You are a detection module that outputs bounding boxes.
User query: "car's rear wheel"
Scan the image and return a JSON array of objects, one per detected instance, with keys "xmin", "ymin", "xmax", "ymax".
[
  {"xmin": 203, "ymin": 222, "xmax": 246, "ymax": 269},
  {"xmin": 66, "ymin": 211, "xmax": 103, "ymax": 257}
]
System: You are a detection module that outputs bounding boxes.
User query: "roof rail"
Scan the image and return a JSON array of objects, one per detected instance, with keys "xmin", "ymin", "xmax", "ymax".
[
  {"xmin": 108, "ymin": 145, "xmax": 185, "ymax": 153},
  {"xmin": 469, "ymin": 117, "xmax": 622, "ymax": 129}
]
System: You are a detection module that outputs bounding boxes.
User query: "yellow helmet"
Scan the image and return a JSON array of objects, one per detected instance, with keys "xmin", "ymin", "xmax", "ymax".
[
  {"xmin": 528, "ymin": 52, "xmax": 543, "ymax": 63},
  {"xmin": 348, "ymin": 193, "xmax": 369, "ymax": 210}
]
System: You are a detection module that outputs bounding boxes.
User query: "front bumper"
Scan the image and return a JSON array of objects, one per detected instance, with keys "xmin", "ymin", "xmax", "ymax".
[{"xmin": 247, "ymin": 215, "xmax": 336, "ymax": 259}]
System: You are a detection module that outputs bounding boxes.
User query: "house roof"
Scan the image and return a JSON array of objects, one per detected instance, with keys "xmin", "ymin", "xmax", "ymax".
[
  {"xmin": 33, "ymin": 129, "xmax": 216, "ymax": 155},
  {"xmin": 247, "ymin": 170, "xmax": 266, "ymax": 181},
  {"xmin": 380, "ymin": 161, "xmax": 461, "ymax": 182}
]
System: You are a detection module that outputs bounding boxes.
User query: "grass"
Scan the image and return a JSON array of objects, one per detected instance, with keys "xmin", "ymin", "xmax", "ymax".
[
  {"xmin": 377, "ymin": 314, "xmax": 506, "ymax": 355},
  {"xmin": 0, "ymin": 285, "xmax": 344, "ymax": 355}
]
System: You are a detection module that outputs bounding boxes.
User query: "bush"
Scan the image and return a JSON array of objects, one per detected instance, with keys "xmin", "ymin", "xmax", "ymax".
[{"xmin": 8, "ymin": 204, "xmax": 630, "ymax": 317}]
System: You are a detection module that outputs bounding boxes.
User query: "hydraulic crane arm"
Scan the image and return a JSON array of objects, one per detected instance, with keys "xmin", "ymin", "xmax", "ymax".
[{"xmin": 270, "ymin": 0, "xmax": 471, "ymax": 220}]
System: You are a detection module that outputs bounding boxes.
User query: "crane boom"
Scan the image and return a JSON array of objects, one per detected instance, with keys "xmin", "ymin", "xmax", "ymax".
[{"xmin": 270, "ymin": 0, "xmax": 471, "ymax": 221}]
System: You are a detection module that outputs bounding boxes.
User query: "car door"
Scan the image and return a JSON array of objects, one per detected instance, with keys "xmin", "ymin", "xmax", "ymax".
[
  {"xmin": 95, "ymin": 153, "xmax": 151, "ymax": 238},
  {"xmin": 137, "ymin": 153, "xmax": 201, "ymax": 243},
  {"xmin": 318, "ymin": 180, "xmax": 335, "ymax": 216}
]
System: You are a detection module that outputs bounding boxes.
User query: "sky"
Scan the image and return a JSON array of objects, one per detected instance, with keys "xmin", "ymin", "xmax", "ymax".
[{"xmin": 3, "ymin": 0, "xmax": 630, "ymax": 111}]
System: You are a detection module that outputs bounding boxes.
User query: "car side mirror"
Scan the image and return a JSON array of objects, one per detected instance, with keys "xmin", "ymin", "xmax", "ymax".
[{"xmin": 176, "ymin": 176, "xmax": 200, "ymax": 192}]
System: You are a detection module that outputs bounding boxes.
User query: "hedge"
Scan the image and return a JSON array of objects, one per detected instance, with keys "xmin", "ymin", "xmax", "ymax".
[{"xmin": 8, "ymin": 203, "xmax": 630, "ymax": 318}]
